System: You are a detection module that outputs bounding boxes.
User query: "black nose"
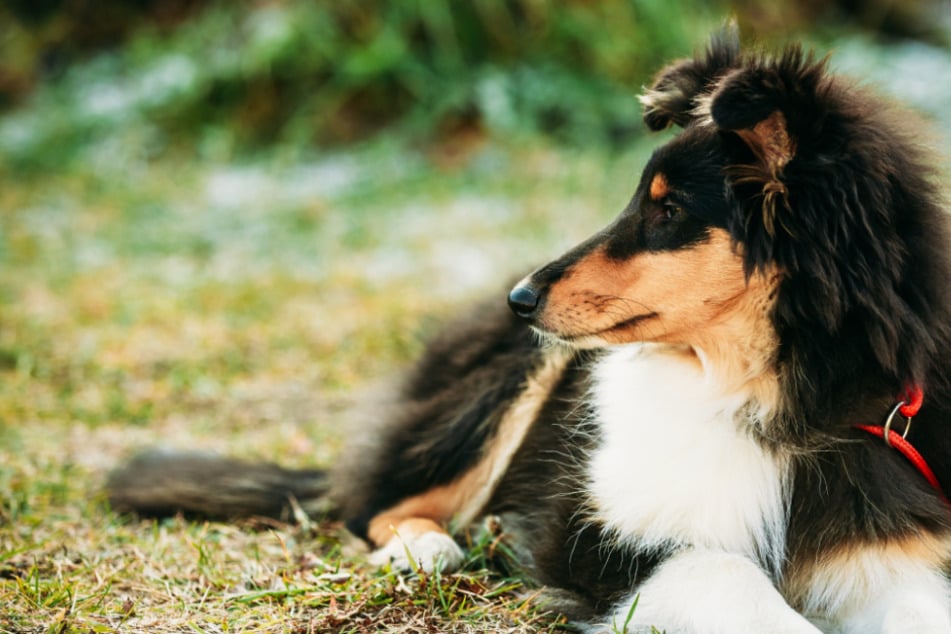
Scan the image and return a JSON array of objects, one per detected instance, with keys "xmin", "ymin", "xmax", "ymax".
[{"xmin": 508, "ymin": 285, "xmax": 540, "ymax": 319}]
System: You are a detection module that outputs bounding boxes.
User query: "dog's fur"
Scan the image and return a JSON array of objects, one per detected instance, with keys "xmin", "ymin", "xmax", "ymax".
[{"xmin": 107, "ymin": 27, "xmax": 951, "ymax": 633}]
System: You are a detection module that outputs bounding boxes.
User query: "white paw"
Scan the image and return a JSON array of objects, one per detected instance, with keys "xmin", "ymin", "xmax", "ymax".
[{"xmin": 369, "ymin": 530, "xmax": 465, "ymax": 574}]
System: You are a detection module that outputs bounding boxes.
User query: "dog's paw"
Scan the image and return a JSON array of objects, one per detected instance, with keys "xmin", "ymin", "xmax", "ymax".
[{"xmin": 369, "ymin": 530, "xmax": 465, "ymax": 574}]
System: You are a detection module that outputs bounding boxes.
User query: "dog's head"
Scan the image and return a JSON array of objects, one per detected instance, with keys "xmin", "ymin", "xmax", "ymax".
[
  {"xmin": 508, "ymin": 25, "xmax": 949, "ymax": 394},
  {"xmin": 507, "ymin": 25, "xmax": 799, "ymax": 352}
]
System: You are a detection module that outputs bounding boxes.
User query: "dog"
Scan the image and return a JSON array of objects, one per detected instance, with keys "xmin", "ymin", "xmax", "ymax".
[{"xmin": 107, "ymin": 26, "xmax": 951, "ymax": 633}]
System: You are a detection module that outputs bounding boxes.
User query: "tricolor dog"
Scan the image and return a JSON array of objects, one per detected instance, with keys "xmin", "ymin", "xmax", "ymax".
[{"xmin": 108, "ymin": 28, "xmax": 951, "ymax": 633}]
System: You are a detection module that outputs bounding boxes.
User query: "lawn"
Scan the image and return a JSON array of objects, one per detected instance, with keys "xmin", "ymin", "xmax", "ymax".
[
  {"xmin": 0, "ymin": 126, "xmax": 660, "ymax": 632},
  {"xmin": 3, "ymin": 5, "xmax": 951, "ymax": 631}
]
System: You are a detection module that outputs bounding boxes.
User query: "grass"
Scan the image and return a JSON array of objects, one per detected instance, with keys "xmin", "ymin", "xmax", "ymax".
[
  {"xmin": 0, "ymin": 128, "xmax": 660, "ymax": 632},
  {"xmin": 3, "ymin": 6, "xmax": 950, "ymax": 630},
  {"xmin": 3, "ymin": 512, "xmax": 557, "ymax": 633},
  {"xmin": 0, "ymin": 0, "xmax": 726, "ymax": 170}
]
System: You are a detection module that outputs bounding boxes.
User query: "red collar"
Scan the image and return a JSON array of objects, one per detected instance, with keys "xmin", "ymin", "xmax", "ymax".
[{"xmin": 854, "ymin": 385, "xmax": 947, "ymax": 502}]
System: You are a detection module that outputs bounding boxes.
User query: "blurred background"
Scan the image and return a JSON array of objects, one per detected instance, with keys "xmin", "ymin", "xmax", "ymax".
[
  {"xmin": 3, "ymin": 2, "xmax": 951, "ymax": 632},
  {"xmin": 3, "ymin": 0, "xmax": 951, "ymax": 167}
]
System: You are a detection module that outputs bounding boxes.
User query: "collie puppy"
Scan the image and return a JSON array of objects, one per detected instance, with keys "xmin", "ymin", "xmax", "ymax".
[{"xmin": 108, "ymin": 27, "xmax": 951, "ymax": 633}]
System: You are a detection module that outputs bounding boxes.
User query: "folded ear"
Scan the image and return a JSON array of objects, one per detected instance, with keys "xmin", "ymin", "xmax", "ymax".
[
  {"xmin": 719, "ymin": 109, "xmax": 795, "ymax": 179},
  {"xmin": 709, "ymin": 67, "xmax": 796, "ymax": 176},
  {"xmin": 707, "ymin": 48, "xmax": 829, "ymax": 236},
  {"xmin": 640, "ymin": 22, "xmax": 741, "ymax": 131},
  {"xmin": 708, "ymin": 46, "xmax": 829, "ymax": 176}
]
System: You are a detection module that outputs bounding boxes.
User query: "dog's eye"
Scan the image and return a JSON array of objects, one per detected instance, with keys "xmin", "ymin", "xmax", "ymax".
[{"xmin": 662, "ymin": 203, "xmax": 683, "ymax": 221}]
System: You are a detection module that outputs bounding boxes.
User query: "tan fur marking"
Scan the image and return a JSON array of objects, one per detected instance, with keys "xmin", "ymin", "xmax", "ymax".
[
  {"xmin": 783, "ymin": 532, "xmax": 951, "ymax": 615},
  {"xmin": 394, "ymin": 517, "xmax": 444, "ymax": 540},
  {"xmin": 542, "ymin": 229, "xmax": 780, "ymax": 398},
  {"xmin": 735, "ymin": 110, "xmax": 795, "ymax": 173},
  {"xmin": 368, "ymin": 496, "xmax": 452, "ymax": 547},
  {"xmin": 649, "ymin": 173, "xmax": 670, "ymax": 200},
  {"xmin": 367, "ymin": 516, "xmax": 448, "ymax": 548},
  {"xmin": 366, "ymin": 350, "xmax": 570, "ymax": 547},
  {"xmin": 543, "ymin": 229, "xmax": 746, "ymax": 342}
]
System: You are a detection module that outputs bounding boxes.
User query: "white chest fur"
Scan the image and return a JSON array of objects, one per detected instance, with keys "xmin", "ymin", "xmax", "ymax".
[{"xmin": 588, "ymin": 344, "xmax": 788, "ymax": 574}]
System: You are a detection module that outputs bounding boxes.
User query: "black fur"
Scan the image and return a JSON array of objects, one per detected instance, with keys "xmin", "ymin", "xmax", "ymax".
[
  {"xmin": 106, "ymin": 450, "xmax": 329, "ymax": 520},
  {"xmin": 338, "ymin": 299, "xmax": 544, "ymax": 540},
  {"xmin": 640, "ymin": 23, "xmax": 741, "ymax": 131}
]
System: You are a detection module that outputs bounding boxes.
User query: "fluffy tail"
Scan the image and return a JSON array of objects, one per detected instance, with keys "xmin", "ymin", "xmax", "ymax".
[{"xmin": 105, "ymin": 450, "xmax": 332, "ymax": 521}]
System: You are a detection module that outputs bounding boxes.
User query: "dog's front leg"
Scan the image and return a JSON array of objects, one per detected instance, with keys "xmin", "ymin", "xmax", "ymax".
[
  {"xmin": 870, "ymin": 587, "xmax": 951, "ymax": 634},
  {"xmin": 596, "ymin": 549, "xmax": 821, "ymax": 634},
  {"xmin": 811, "ymin": 547, "xmax": 951, "ymax": 634},
  {"xmin": 366, "ymin": 516, "xmax": 465, "ymax": 574},
  {"xmin": 363, "ymin": 489, "xmax": 467, "ymax": 574}
]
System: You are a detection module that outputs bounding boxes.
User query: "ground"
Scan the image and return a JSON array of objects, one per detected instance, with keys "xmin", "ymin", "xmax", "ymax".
[{"xmin": 0, "ymin": 134, "xmax": 652, "ymax": 633}]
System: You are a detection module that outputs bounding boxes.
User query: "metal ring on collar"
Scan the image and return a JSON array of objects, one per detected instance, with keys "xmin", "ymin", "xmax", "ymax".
[{"xmin": 882, "ymin": 400, "xmax": 913, "ymax": 447}]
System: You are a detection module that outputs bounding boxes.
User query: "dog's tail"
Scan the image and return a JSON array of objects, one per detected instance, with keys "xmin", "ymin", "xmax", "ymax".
[{"xmin": 105, "ymin": 450, "xmax": 333, "ymax": 521}]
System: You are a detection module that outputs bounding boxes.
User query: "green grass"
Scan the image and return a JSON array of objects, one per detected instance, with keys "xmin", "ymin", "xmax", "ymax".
[
  {"xmin": 0, "ymin": 130, "xmax": 659, "ymax": 633},
  {"xmin": 2, "ymin": 511, "xmax": 560, "ymax": 633},
  {"xmin": 3, "ymin": 5, "xmax": 949, "ymax": 629},
  {"xmin": 0, "ymin": 0, "xmax": 726, "ymax": 171}
]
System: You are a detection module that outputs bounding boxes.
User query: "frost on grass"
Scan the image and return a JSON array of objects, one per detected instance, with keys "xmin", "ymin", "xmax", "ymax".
[{"xmin": 0, "ymin": 136, "xmax": 636, "ymax": 633}]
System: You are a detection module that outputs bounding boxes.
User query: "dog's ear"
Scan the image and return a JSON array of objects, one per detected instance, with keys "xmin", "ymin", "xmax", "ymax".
[
  {"xmin": 707, "ymin": 47, "xmax": 829, "ymax": 236},
  {"xmin": 709, "ymin": 67, "xmax": 797, "ymax": 177},
  {"xmin": 708, "ymin": 46, "xmax": 829, "ymax": 175},
  {"xmin": 715, "ymin": 105, "xmax": 795, "ymax": 185},
  {"xmin": 640, "ymin": 22, "xmax": 741, "ymax": 131}
]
